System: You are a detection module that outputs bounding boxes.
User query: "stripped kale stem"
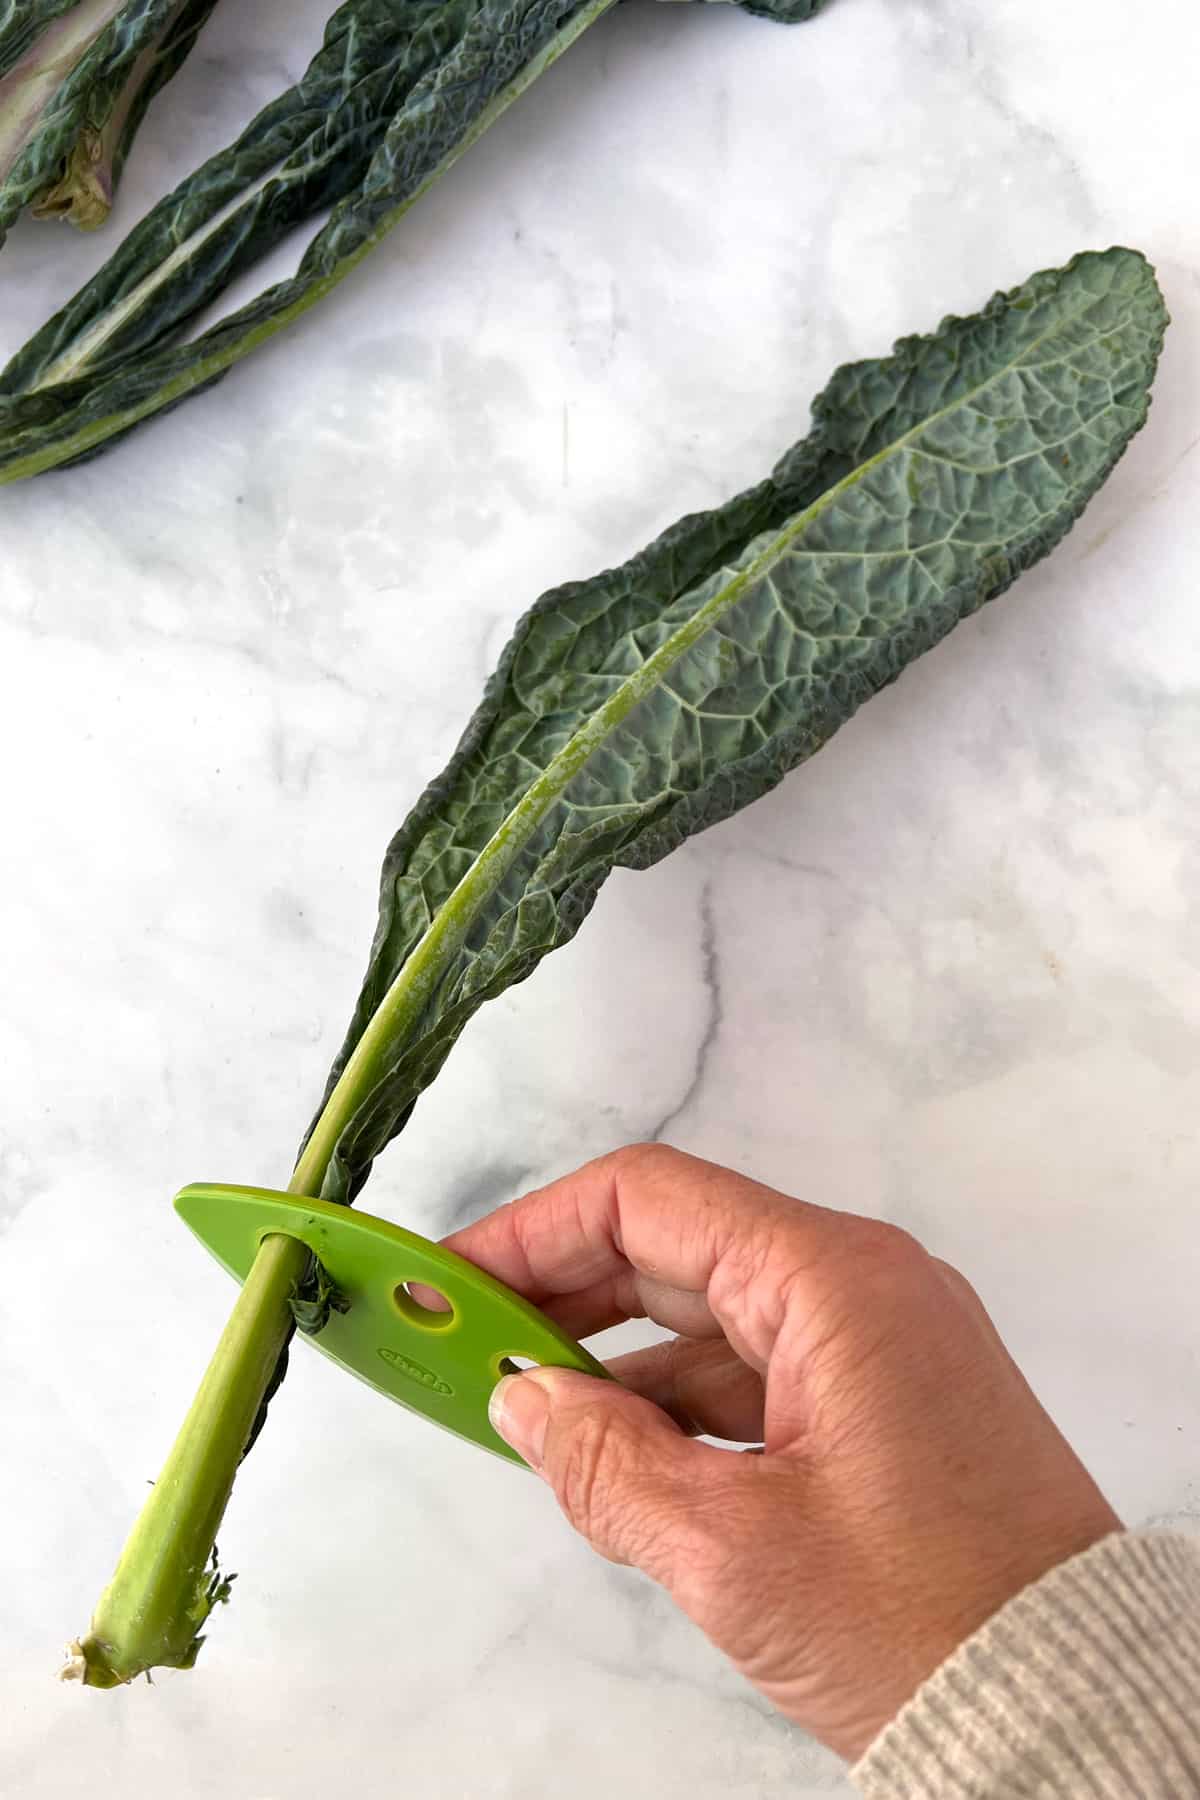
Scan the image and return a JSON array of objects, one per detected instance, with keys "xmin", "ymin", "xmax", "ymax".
[
  {"xmin": 64, "ymin": 1094, "xmax": 358, "ymax": 1689},
  {"xmin": 66, "ymin": 1231, "xmax": 309, "ymax": 1685}
]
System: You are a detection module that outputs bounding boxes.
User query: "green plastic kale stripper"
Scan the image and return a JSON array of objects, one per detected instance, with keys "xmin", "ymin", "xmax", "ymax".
[{"xmin": 174, "ymin": 1184, "xmax": 608, "ymax": 1467}]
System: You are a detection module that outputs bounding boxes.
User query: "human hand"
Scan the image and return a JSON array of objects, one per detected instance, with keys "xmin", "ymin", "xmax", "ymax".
[{"xmin": 445, "ymin": 1146, "xmax": 1120, "ymax": 1761}]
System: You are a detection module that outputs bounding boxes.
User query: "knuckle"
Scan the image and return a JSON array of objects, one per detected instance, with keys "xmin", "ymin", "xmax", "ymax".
[
  {"xmin": 852, "ymin": 1217, "xmax": 925, "ymax": 1264},
  {"xmin": 839, "ymin": 1218, "xmax": 932, "ymax": 1296},
  {"xmin": 932, "ymin": 1256, "xmax": 995, "ymax": 1328},
  {"xmin": 771, "ymin": 1220, "xmax": 938, "ymax": 1383},
  {"xmin": 606, "ymin": 1141, "xmax": 687, "ymax": 1186},
  {"xmin": 931, "ymin": 1253, "xmax": 974, "ymax": 1295}
]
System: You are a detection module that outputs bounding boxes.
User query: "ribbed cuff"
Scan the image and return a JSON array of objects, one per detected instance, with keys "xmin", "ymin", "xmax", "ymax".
[{"xmin": 852, "ymin": 1530, "xmax": 1200, "ymax": 1799}]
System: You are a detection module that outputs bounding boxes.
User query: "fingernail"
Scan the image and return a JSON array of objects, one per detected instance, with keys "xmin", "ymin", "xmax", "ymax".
[{"xmin": 489, "ymin": 1372, "xmax": 550, "ymax": 1469}]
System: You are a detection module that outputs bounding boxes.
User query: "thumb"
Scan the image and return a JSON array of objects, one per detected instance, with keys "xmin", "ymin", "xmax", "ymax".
[{"xmin": 490, "ymin": 1367, "xmax": 712, "ymax": 1576}]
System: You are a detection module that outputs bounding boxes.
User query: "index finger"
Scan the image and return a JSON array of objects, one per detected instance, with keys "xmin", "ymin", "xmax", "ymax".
[{"xmin": 443, "ymin": 1143, "xmax": 849, "ymax": 1369}]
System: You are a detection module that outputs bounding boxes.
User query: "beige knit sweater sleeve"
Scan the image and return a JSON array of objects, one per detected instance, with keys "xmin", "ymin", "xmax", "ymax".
[{"xmin": 852, "ymin": 1531, "xmax": 1200, "ymax": 1798}]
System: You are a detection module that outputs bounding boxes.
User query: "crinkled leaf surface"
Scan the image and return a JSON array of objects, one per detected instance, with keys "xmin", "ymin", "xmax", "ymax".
[
  {"xmin": 30, "ymin": 0, "xmax": 223, "ymax": 230},
  {"xmin": 0, "ymin": 0, "xmax": 618, "ymax": 475},
  {"xmin": 304, "ymin": 249, "xmax": 1166, "ymax": 1205},
  {"xmin": 0, "ymin": 0, "xmax": 218, "ymax": 238},
  {"xmin": 2, "ymin": 0, "xmax": 483, "ymax": 390},
  {"xmin": 670, "ymin": 1, "xmax": 826, "ymax": 15},
  {"xmin": 724, "ymin": 1, "xmax": 826, "ymax": 17},
  {"xmin": 0, "ymin": 0, "xmax": 82, "ymax": 75},
  {"xmin": 0, "ymin": 0, "xmax": 828, "ymax": 479}
]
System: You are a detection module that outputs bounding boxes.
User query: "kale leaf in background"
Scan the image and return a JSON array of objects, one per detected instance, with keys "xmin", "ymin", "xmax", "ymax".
[
  {"xmin": 0, "ymin": 0, "xmax": 222, "ymax": 235},
  {"xmin": 0, "ymin": 0, "xmax": 829, "ymax": 481}
]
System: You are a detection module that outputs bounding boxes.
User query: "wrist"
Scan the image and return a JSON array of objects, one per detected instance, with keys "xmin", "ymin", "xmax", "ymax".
[
  {"xmin": 853, "ymin": 1530, "xmax": 1200, "ymax": 1796},
  {"xmin": 834, "ymin": 1504, "xmax": 1123, "ymax": 1761}
]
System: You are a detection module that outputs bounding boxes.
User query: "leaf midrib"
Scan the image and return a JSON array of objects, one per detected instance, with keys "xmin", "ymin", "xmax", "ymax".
[
  {"xmin": 1, "ymin": 0, "xmax": 618, "ymax": 482},
  {"xmin": 300, "ymin": 274, "xmax": 1138, "ymax": 1184},
  {"xmin": 32, "ymin": 159, "xmax": 293, "ymax": 387},
  {"xmin": 28, "ymin": 12, "xmax": 434, "ymax": 388}
]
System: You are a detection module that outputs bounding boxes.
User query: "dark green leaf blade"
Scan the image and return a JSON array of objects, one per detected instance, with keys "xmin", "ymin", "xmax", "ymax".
[
  {"xmin": 0, "ymin": 0, "xmax": 832, "ymax": 479},
  {"xmin": 0, "ymin": 0, "xmax": 219, "ymax": 239},
  {"xmin": 729, "ymin": 1, "xmax": 827, "ymax": 18},
  {"xmin": 0, "ymin": 0, "xmax": 618, "ymax": 478},
  {"xmin": 31, "ymin": 0, "xmax": 227, "ymax": 230},
  {"xmin": 0, "ymin": 0, "xmax": 81, "ymax": 77},
  {"xmin": 3, "ymin": 1, "xmax": 471, "ymax": 390},
  {"xmin": 669, "ymin": 1, "xmax": 827, "ymax": 16},
  {"xmin": 304, "ymin": 248, "xmax": 1167, "ymax": 1204}
]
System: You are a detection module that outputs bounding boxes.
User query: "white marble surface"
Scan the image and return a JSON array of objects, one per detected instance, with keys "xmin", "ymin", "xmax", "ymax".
[{"xmin": 3, "ymin": 0, "xmax": 1199, "ymax": 1793}]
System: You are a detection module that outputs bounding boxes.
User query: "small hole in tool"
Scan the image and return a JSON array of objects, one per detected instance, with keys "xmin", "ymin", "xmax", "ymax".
[
  {"xmin": 498, "ymin": 1355, "xmax": 540, "ymax": 1377},
  {"xmin": 392, "ymin": 1282, "xmax": 455, "ymax": 1330},
  {"xmin": 405, "ymin": 1280, "xmax": 452, "ymax": 1314}
]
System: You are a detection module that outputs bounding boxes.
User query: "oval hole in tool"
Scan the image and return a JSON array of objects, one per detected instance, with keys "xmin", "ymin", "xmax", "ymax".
[
  {"xmin": 392, "ymin": 1282, "xmax": 455, "ymax": 1330},
  {"xmin": 498, "ymin": 1355, "xmax": 540, "ymax": 1376}
]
